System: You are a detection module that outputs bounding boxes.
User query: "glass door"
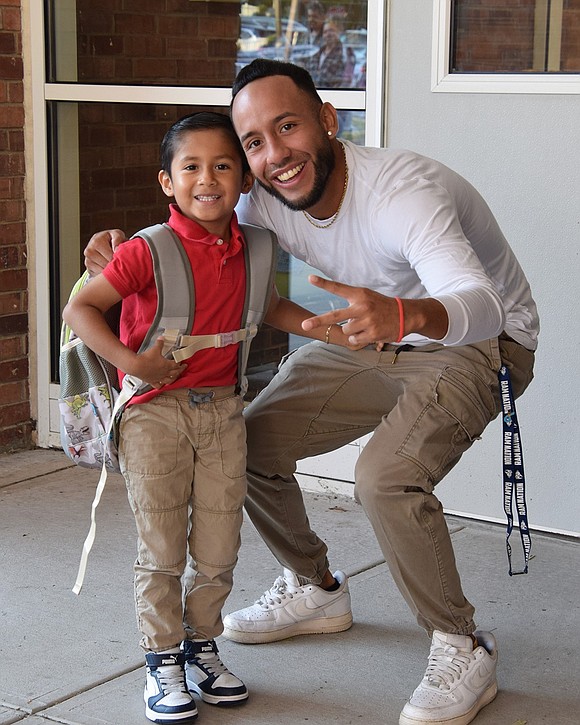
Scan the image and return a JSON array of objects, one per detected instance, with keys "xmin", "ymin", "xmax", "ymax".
[{"xmin": 29, "ymin": 0, "xmax": 386, "ymax": 448}]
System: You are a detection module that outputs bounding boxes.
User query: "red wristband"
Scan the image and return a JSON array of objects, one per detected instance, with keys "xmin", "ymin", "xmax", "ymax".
[{"xmin": 394, "ymin": 296, "xmax": 404, "ymax": 343}]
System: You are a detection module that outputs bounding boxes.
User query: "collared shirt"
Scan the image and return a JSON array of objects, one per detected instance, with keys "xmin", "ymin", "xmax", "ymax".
[{"xmin": 103, "ymin": 204, "xmax": 247, "ymax": 404}]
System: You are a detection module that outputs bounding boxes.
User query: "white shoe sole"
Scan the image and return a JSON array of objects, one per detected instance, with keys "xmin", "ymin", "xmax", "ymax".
[
  {"xmin": 145, "ymin": 704, "xmax": 198, "ymax": 723},
  {"xmin": 222, "ymin": 611, "xmax": 353, "ymax": 644},
  {"xmin": 399, "ymin": 682, "xmax": 498, "ymax": 725}
]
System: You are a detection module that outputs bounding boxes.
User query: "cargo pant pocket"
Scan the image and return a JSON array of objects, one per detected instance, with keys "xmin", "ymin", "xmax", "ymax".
[{"xmin": 397, "ymin": 365, "xmax": 499, "ymax": 484}]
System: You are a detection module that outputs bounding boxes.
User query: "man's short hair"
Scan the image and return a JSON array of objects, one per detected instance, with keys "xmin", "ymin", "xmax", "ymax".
[{"xmin": 231, "ymin": 59, "xmax": 323, "ymax": 109}]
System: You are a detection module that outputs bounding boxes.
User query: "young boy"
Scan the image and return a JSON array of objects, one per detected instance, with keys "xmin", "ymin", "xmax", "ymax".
[{"xmin": 63, "ymin": 112, "xmax": 351, "ymax": 724}]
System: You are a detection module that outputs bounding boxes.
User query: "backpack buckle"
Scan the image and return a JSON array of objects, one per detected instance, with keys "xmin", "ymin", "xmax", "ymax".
[
  {"xmin": 217, "ymin": 332, "xmax": 236, "ymax": 347},
  {"xmin": 122, "ymin": 375, "xmax": 142, "ymax": 393}
]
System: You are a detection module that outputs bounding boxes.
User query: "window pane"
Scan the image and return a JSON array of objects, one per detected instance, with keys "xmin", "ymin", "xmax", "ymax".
[
  {"xmin": 561, "ymin": 1, "xmax": 580, "ymax": 71},
  {"xmin": 48, "ymin": 102, "xmax": 290, "ymax": 383},
  {"xmin": 451, "ymin": 0, "xmax": 580, "ymax": 74},
  {"xmin": 49, "ymin": 0, "xmax": 241, "ymax": 86},
  {"xmin": 48, "ymin": 0, "xmax": 368, "ymax": 89},
  {"xmin": 237, "ymin": 1, "xmax": 368, "ymax": 90},
  {"xmin": 47, "ymin": 102, "xmax": 300, "ymax": 388}
]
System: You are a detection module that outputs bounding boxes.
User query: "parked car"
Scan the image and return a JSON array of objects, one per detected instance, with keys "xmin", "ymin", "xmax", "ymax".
[{"xmin": 237, "ymin": 16, "xmax": 318, "ymax": 73}]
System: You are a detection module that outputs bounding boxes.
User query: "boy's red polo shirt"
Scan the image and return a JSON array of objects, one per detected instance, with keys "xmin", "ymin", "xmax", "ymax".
[{"xmin": 102, "ymin": 204, "xmax": 247, "ymax": 405}]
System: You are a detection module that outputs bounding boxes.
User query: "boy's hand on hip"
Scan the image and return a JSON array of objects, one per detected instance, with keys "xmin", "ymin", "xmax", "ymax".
[{"xmin": 132, "ymin": 338, "xmax": 186, "ymax": 389}]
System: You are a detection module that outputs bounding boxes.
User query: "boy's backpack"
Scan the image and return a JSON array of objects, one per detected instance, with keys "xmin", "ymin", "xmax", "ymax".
[{"xmin": 58, "ymin": 222, "xmax": 277, "ymax": 593}]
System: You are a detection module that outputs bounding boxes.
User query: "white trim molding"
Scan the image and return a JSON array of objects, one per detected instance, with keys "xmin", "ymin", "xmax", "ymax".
[
  {"xmin": 432, "ymin": 0, "xmax": 580, "ymax": 94},
  {"xmin": 43, "ymin": 83, "xmax": 366, "ymax": 111}
]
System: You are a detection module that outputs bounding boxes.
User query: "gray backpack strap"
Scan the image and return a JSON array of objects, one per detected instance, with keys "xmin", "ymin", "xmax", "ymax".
[
  {"xmin": 132, "ymin": 223, "xmax": 195, "ymax": 354},
  {"xmin": 238, "ymin": 223, "xmax": 278, "ymax": 394}
]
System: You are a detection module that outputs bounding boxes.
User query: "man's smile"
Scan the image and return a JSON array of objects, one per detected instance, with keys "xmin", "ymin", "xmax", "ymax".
[{"xmin": 274, "ymin": 162, "xmax": 305, "ymax": 183}]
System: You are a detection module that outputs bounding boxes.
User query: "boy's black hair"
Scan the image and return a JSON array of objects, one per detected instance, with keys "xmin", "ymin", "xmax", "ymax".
[
  {"xmin": 231, "ymin": 59, "xmax": 323, "ymax": 108},
  {"xmin": 160, "ymin": 111, "xmax": 250, "ymax": 177}
]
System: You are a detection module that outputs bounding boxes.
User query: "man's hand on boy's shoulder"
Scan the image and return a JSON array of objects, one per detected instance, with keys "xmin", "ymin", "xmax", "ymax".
[{"xmin": 84, "ymin": 228, "xmax": 128, "ymax": 276}]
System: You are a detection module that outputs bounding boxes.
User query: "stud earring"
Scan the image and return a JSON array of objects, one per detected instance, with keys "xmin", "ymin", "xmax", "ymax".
[{"xmin": 327, "ymin": 130, "xmax": 333, "ymax": 136}]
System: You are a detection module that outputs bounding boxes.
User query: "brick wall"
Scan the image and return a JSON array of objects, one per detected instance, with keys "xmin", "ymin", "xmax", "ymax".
[
  {"xmin": 0, "ymin": 0, "xmax": 32, "ymax": 452},
  {"xmin": 453, "ymin": 0, "xmax": 580, "ymax": 72},
  {"xmin": 453, "ymin": 0, "xmax": 536, "ymax": 72},
  {"xmin": 76, "ymin": 0, "xmax": 240, "ymax": 86},
  {"xmin": 561, "ymin": 0, "xmax": 580, "ymax": 72},
  {"xmin": 0, "ymin": 0, "xmax": 283, "ymax": 453}
]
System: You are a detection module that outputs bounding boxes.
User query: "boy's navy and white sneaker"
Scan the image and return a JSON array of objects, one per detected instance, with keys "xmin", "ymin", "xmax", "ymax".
[
  {"xmin": 222, "ymin": 568, "xmax": 352, "ymax": 644},
  {"xmin": 144, "ymin": 649, "xmax": 198, "ymax": 723},
  {"xmin": 182, "ymin": 638, "xmax": 248, "ymax": 705},
  {"xmin": 399, "ymin": 630, "xmax": 498, "ymax": 725}
]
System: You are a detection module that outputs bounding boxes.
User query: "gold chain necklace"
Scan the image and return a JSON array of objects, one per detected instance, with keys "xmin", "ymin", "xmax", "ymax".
[{"xmin": 302, "ymin": 144, "xmax": 349, "ymax": 229}]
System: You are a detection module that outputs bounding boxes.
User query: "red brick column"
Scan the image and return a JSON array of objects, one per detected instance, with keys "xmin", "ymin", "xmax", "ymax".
[{"xmin": 0, "ymin": 0, "xmax": 31, "ymax": 452}]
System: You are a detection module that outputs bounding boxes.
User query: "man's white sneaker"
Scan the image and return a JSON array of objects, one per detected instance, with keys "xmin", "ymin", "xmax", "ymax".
[
  {"xmin": 222, "ymin": 568, "xmax": 353, "ymax": 643},
  {"xmin": 144, "ymin": 650, "xmax": 198, "ymax": 723},
  {"xmin": 399, "ymin": 630, "xmax": 498, "ymax": 725}
]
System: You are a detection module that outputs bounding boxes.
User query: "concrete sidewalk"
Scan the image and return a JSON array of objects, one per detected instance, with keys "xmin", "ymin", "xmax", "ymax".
[{"xmin": 1, "ymin": 448, "xmax": 578, "ymax": 725}]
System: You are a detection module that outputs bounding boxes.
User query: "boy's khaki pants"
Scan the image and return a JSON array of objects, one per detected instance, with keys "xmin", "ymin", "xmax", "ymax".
[{"xmin": 119, "ymin": 387, "xmax": 246, "ymax": 652}]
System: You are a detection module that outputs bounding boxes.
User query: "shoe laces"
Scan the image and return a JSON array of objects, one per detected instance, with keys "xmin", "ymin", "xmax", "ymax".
[
  {"xmin": 196, "ymin": 650, "xmax": 229, "ymax": 677},
  {"xmin": 257, "ymin": 574, "xmax": 304, "ymax": 608},
  {"xmin": 154, "ymin": 664, "xmax": 188, "ymax": 694},
  {"xmin": 424, "ymin": 644, "xmax": 473, "ymax": 690}
]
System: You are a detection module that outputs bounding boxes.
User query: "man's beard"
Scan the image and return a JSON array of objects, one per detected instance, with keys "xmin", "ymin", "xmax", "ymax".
[{"xmin": 256, "ymin": 142, "xmax": 335, "ymax": 212}]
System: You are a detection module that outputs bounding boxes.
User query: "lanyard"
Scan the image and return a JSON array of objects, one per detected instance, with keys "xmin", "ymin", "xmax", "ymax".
[{"xmin": 499, "ymin": 364, "xmax": 531, "ymax": 575}]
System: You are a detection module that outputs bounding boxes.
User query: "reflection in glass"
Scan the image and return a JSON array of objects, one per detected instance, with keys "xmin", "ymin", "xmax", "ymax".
[
  {"xmin": 237, "ymin": 1, "xmax": 368, "ymax": 90},
  {"xmin": 337, "ymin": 110, "xmax": 365, "ymax": 145}
]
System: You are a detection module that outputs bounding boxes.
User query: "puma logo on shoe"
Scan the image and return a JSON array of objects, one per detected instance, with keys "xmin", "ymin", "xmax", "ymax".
[{"xmin": 159, "ymin": 654, "xmax": 180, "ymax": 665}]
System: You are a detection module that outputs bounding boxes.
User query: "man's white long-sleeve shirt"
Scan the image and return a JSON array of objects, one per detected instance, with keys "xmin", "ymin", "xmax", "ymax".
[{"xmin": 236, "ymin": 141, "xmax": 539, "ymax": 350}]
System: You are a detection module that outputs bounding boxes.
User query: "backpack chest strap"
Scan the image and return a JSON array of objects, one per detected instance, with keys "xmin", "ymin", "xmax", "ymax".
[{"xmin": 171, "ymin": 324, "xmax": 258, "ymax": 363}]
